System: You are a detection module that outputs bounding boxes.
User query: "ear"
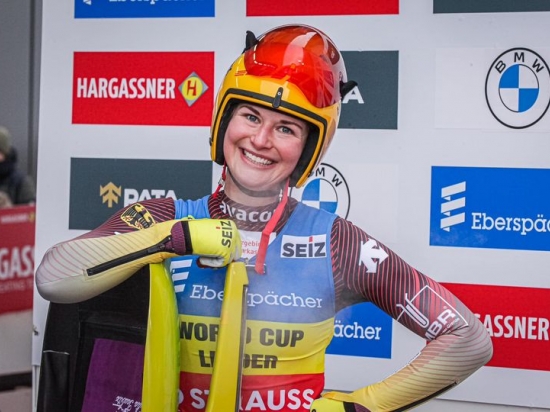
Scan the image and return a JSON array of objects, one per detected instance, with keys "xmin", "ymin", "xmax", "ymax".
[
  {"xmin": 340, "ymin": 80, "xmax": 358, "ymax": 99},
  {"xmin": 244, "ymin": 31, "xmax": 259, "ymax": 52}
]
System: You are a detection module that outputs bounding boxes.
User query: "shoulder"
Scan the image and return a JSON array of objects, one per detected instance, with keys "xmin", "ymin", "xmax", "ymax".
[{"xmin": 175, "ymin": 194, "xmax": 211, "ymax": 219}]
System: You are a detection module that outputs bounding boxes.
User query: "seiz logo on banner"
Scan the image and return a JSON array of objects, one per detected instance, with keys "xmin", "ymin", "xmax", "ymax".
[
  {"xmin": 430, "ymin": 166, "xmax": 550, "ymax": 251},
  {"xmin": 72, "ymin": 52, "xmax": 214, "ymax": 125},
  {"xmin": 75, "ymin": 0, "xmax": 215, "ymax": 18},
  {"xmin": 326, "ymin": 302, "xmax": 392, "ymax": 359},
  {"xmin": 434, "ymin": 0, "xmax": 550, "ymax": 13},
  {"xmin": 340, "ymin": 51, "xmax": 399, "ymax": 130},
  {"xmin": 69, "ymin": 158, "xmax": 212, "ymax": 230},
  {"xmin": 290, "ymin": 163, "xmax": 350, "ymax": 218},
  {"xmin": 485, "ymin": 48, "xmax": 550, "ymax": 129},
  {"xmin": 247, "ymin": 0, "xmax": 398, "ymax": 16},
  {"xmin": 443, "ymin": 282, "xmax": 550, "ymax": 372}
]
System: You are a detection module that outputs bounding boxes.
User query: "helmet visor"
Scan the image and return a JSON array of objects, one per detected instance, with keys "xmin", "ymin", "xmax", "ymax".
[{"xmin": 243, "ymin": 25, "xmax": 344, "ymax": 109}]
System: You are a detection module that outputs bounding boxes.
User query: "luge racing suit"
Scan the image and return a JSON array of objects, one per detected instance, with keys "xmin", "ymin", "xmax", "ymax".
[{"xmin": 36, "ymin": 192, "xmax": 493, "ymax": 412}]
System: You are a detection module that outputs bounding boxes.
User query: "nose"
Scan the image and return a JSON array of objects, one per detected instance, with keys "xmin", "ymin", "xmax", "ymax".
[{"xmin": 250, "ymin": 124, "xmax": 272, "ymax": 148}]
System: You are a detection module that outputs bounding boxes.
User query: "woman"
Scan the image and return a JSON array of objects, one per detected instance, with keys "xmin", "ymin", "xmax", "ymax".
[{"xmin": 36, "ymin": 24, "xmax": 492, "ymax": 412}]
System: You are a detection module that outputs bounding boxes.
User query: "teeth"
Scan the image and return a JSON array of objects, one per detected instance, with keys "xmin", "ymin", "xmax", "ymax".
[{"xmin": 244, "ymin": 150, "xmax": 273, "ymax": 165}]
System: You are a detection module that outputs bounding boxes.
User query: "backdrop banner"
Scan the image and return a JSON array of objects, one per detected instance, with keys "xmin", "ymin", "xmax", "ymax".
[{"xmin": 0, "ymin": 204, "xmax": 35, "ymax": 315}]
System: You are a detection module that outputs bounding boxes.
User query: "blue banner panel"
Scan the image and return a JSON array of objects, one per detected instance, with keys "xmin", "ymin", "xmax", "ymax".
[
  {"xmin": 326, "ymin": 302, "xmax": 393, "ymax": 359},
  {"xmin": 430, "ymin": 166, "xmax": 550, "ymax": 251},
  {"xmin": 75, "ymin": 0, "xmax": 215, "ymax": 19}
]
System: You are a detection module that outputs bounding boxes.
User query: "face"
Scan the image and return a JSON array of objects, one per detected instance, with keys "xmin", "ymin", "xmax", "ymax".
[{"xmin": 223, "ymin": 103, "xmax": 308, "ymax": 203}]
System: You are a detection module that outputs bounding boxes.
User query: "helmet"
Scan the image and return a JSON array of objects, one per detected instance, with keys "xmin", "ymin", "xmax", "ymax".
[{"xmin": 210, "ymin": 24, "xmax": 355, "ymax": 188}]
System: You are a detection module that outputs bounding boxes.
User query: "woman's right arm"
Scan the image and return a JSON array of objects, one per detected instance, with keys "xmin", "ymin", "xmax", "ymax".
[
  {"xmin": 35, "ymin": 198, "xmax": 179, "ymax": 303},
  {"xmin": 36, "ymin": 198, "xmax": 241, "ymax": 304}
]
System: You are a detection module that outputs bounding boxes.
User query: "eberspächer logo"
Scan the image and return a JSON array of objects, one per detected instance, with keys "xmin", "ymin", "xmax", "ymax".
[
  {"xmin": 440, "ymin": 181, "xmax": 466, "ymax": 231},
  {"xmin": 290, "ymin": 163, "xmax": 350, "ymax": 218},
  {"xmin": 430, "ymin": 166, "xmax": 550, "ymax": 252},
  {"xmin": 485, "ymin": 48, "xmax": 550, "ymax": 129},
  {"xmin": 326, "ymin": 302, "xmax": 392, "ymax": 359}
]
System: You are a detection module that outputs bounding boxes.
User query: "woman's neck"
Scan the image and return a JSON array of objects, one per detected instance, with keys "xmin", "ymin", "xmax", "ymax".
[{"xmin": 224, "ymin": 174, "xmax": 281, "ymax": 206}]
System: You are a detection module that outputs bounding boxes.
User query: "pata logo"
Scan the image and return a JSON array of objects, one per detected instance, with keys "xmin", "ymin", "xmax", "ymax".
[
  {"xmin": 99, "ymin": 181, "xmax": 177, "ymax": 208},
  {"xmin": 100, "ymin": 182, "xmax": 122, "ymax": 208}
]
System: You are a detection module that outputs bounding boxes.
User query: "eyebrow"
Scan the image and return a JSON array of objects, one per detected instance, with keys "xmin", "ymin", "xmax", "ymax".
[{"xmin": 240, "ymin": 104, "xmax": 307, "ymax": 131}]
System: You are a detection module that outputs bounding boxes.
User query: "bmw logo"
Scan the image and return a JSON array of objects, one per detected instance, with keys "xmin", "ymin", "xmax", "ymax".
[
  {"xmin": 485, "ymin": 48, "xmax": 550, "ymax": 129},
  {"xmin": 291, "ymin": 163, "xmax": 350, "ymax": 218}
]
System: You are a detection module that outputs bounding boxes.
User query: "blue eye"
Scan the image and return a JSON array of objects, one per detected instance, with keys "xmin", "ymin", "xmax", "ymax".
[{"xmin": 246, "ymin": 114, "xmax": 259, "ymax": 123}]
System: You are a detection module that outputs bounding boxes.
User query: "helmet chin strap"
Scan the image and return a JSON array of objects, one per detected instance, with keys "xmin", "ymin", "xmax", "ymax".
[{"xmin": 227, "ymin": 167, "xmax": 282, "ymax": 198}]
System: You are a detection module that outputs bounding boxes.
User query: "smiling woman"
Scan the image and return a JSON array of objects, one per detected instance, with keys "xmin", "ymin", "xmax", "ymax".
[
  {"xmin": 35, "ymin": 24, "xmax": 492, "ymax": 412},
  {"xmin": 222, "ymin": 103, "xmax": 308, "ymax": 205}
]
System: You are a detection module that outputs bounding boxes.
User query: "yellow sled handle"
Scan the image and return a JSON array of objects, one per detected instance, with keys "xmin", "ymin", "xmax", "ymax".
[
  {"xmin": 142, "ymin": 262, "xmax": 180, "ymax": 412},
  {"xmin": 206, "ymin": 261, "xmax": 249, "ymax": 412}
]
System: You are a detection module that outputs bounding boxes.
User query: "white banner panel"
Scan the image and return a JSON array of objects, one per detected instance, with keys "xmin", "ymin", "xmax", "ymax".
[{"xmin": 435, "ymin": 47, "xmax": 550, "ymax": 131}]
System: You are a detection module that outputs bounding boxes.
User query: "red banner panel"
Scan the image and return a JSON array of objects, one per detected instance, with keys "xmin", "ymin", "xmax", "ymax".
[
  {"xmin": 443, "ymin": 282, "xmax": 550, "ymax": 372},
  {"xmin": 246, "ymin": 0, "xmax": 398, "ymax": 16},
  {"xmin": 0, "ymin": 205, "xmax": 35, "ymax": 315},
  {"xmin": 72, "ymin": 51, "xmax": 214, "ymax": 126}
]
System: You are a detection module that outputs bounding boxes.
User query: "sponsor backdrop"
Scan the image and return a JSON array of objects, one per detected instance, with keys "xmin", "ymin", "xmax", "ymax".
[{"xmin": 33, "ymin": 1, "xmax": 550, "ymax": 410}]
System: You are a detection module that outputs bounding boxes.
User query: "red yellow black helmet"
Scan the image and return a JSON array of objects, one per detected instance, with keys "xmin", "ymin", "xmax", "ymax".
[{"xmin": 210, "ymin": 24, "xmax": 356, "ymax": 188}]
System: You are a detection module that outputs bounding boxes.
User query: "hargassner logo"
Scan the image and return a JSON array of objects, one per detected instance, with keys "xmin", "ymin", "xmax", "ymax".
[
  {"xmin": 443, "ymin": 282, "xmax": 550, "ymax": 372},
  {"xmin": 72, "ymin": 52, "xmax": 214, "ymax": 125},
  {"xmin": 430, "ymin": 166, "xmax": 550, "ymax": 251},
  {"xmin": 290, "ymin": 163, "xmax": 350, "ymax": 218},
  {"xmin": 69, "ymin": 158, "xmax": 212, "ymax": 230},
  {"xmin": 440, "ymin": 181, "xmax": 466, "ymax": 231},
  {"xmin": 75, "ymin": 0, "xmax": 215, "ymax": 18},
  {"xmin": 485, "ymin": 48, "xmax": 550, "ymax": 129}
]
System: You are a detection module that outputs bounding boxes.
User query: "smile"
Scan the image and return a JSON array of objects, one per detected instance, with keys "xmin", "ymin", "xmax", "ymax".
[{"xmin": 243, "ymin": 149, "xmax": 273, "ymax": 166}]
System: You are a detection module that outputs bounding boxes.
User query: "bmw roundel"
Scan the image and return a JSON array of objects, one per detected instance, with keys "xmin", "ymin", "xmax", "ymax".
[
  {"xmin": 291, "ymin": 163, "xmax": 350, "ymax": 218},
  {"xmin": 485, "ymin": 48, "xmax": 550, "ymax": 129}
]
